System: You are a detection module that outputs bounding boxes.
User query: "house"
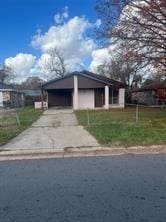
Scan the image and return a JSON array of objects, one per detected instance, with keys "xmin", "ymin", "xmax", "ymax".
[
  {"xmin": 23, "ymin": 89, "xmax": 41, "ymax": 106},
  {"xmin": 42, "ymin": 70, "xmax": 125, "ymax": 110},
  {"xmin": 132, "ymin": 81, "xmax": 166, "ymax": 105},
  {"xmin": 0, "ymin": 83, "xmax": 24, "ymax": 108}
]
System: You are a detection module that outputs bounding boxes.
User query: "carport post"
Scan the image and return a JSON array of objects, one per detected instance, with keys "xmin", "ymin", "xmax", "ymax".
[
  {"xmin": 46, "ymin": 91, "xmax": 48, "ymax": 108},
  {"xmin": 119, "ymin": 88, "xmax": 125, "ymax": 108},
  {"xmin": 73, "ymin": 75, "xmax": 79, "ymax": 110},
  {"xmin": 104, "ymin": 85, "xmax": 109, "ymax": 109}
]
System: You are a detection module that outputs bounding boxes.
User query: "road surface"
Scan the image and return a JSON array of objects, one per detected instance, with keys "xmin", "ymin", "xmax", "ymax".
[{"xmin": 0, "ymin": 155, "xmax": 166, "ymax": 222}]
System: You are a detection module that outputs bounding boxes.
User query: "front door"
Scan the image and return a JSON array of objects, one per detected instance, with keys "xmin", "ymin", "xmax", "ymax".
[{"xmin": 95, "ymin": 89, "xmax": 104, "ymax": 107}]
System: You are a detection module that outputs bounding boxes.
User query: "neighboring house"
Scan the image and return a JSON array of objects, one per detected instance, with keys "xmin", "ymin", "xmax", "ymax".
[
  {"xmin": 42, "ymin": 70, "xmax": 125, "ymax": 110},
  {"xmin": 0, "ymin": 83, "xmax": 24, "ymax": 108},
  {"xmin": 132, "ymin": 81, "xmax": 166, "ymax": 105},
  {"xmin": 23, "ymin": 89, "xmax": 41, "ymax": 106}
]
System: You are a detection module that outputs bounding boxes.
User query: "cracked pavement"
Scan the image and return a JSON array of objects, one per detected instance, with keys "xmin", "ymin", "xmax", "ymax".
[{"xmin": 2, "ymin": 109, "xmax": 99, "ymax": 150}]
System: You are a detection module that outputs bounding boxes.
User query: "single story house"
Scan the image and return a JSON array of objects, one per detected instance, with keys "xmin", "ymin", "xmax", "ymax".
[
  {"xmin": 132, "ymin": 81, "xmax": 166, "ymax": 105},
  {"xmin": 23, "ymin": 89, "xmax": 41, "ymax": 106},
  {"xmin": 0, "ymin": 83, "xmax": 24, "ymax": 108},
  {"xmin": 42, "ymin": 70, "xmax": 125, "ymax": 110}
]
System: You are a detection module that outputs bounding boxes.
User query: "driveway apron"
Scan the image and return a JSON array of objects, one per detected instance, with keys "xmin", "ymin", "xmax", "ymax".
[{"xmin": 2, "ymin": 109, "xmax": 99, "ymax": 150}]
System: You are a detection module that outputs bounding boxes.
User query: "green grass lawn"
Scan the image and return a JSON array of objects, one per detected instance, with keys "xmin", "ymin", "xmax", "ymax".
[
  {"xmin": 0, "ymin": 107, "xmax": 42, "ymax": 146},
  {"xmin": 75, "ymin": 108, "xmax": 166, "ymax": 147}
]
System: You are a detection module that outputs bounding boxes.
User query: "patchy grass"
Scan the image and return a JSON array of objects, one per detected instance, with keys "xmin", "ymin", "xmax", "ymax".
[
  {"xmin": 0, "ymin": 107, "xmax": 42, "ymax": 146},
  {"xmin": 75, "ymin": 108, "xmax": 166, "ymax": 147}
]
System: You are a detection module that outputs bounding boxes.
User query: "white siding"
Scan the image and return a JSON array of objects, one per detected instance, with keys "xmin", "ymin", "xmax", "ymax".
[
  {"xmin": 73, "ymin": 75, "xmax": 78, "ymax": 110},
  {"xmin": 119, "ymin": 88, "xmax": 125, "ymax": 108},
  {"xmin": 104, "ymin": 85, "xmax": 109, "ymax": 109},
  {"xmin": 78, "ymin": 89, "xmax": 94, "ymax": 109},
  {"xmin": 0, "ymin": 92, "xmax": 3, "ymax": 107}
]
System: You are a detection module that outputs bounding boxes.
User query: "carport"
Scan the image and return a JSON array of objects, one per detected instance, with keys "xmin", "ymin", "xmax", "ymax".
[
  {"xmin": 47, "ymin": 89, "xmax": 72, "ymax": 107},
  {"xmin": 42, "ymin": 71, "xmax": 125, "ymax": 109},
  {"xmin": 42, "ymin": 74, "xmax": 74, "ymax": 108}
]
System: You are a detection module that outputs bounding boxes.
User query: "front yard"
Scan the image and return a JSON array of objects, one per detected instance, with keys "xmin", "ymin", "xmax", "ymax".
[
  {"xmin": 76, "ymin": 107, "xmax": 166, "ymax": 147},
  {"xmin": 0, "ymin": 107, "xmax": 42, "ymax": 146}
]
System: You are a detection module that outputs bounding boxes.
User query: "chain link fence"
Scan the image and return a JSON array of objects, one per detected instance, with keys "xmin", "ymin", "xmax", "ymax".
[
  {"xmin": 0, "ymin": 109, "xmax": 20, "ymax": 127},
  {"xmin": 0, "ymin": 107, "xmax": 42, "ymax": 146},
  {"xmin": 0, "ymin": 110, "xmax": 20, "ymax": 146},
  {"xmin": 84, "ymin": 104, "xmax": 166, "ymax": 126}
]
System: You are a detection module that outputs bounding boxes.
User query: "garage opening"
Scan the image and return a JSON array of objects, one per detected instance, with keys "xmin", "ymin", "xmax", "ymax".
[{"xmin": 47, "ymin": 89, "xmax": 72, "ymax": 107}]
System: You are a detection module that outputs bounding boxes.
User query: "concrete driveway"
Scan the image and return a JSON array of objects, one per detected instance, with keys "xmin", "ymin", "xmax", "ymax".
[{"xmin": 2, "ymin": 109, "xmax": 99, "ymax": 151}]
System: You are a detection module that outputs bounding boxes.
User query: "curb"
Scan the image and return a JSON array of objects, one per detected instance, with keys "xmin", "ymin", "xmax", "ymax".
[{"xmin": 0, "ymin": 145, "xmax": 166, "ymax": 161}]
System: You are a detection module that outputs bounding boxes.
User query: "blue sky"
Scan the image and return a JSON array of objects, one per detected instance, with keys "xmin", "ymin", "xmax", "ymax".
[
  {"xmin": 0, "ymin": 0, "xmax": 110, "ymax": 82},
  {"xmin": 0, "ymin": 0, "xmax": 97, "ymax": 63}
]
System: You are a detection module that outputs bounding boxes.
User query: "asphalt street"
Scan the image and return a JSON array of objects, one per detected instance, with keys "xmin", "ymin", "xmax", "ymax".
[{"xmin": 0, "ymin": 155, "xmax": 166, "ymax": 222}]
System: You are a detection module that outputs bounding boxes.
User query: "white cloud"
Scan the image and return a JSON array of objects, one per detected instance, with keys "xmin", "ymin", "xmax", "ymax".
[
  {"xmin": 4, "ymin": 9, "xmax": 104, "ymax": 83},
  {"xmin": 90, "ymin": 48, "xmax": 111, "ymax": 72},
  {"xmin": 5, "ymin": 53, "xmax": 38, "ymax": 82},
  {"xmin": 31, "ymin": 15, "xmax": 96, "ymax": 71},
  {"xmin": 37, "ymin": 52, "xmax": 87, "ymax": 80},
  {"xmin": 54, "ymin": 6, "xmax": 69, "ymax": 24},
  {"xmin": 94, "ymin": 19, "xmax": 102, "ymax": 28}
]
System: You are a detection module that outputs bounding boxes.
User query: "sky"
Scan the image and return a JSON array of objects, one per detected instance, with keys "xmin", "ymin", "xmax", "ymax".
[{"xmin": 0, "ymin": 0, "xmax": 110, "ymax": 82}]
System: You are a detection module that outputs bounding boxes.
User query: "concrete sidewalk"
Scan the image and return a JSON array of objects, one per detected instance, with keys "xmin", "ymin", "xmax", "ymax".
[{"xmin": 1, "ymin": 109, "xmax": 99, "ymax": 150}]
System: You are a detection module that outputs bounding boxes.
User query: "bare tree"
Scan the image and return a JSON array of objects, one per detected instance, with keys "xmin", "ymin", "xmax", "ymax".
[
  {"xmin": 96, "ymin": 0, "xmax": 166, "ymax": 75},
  {"xmin": 97, "ymin": 56, "xmax": 143, "ymax": 90},
  {"xmin": 97, "ymin": 50, "xmax": 145, "ymax": 102},
  {"xmin": 42, "ymin": 48, "xmax": 66, "ymax": 80},
  {"xmin": 95, "ymin": 0, "xmax": 127, "ymax": 43},
  {"xmin": 14, "ymin": 77, "xmax": 44, "ymax": 90}
]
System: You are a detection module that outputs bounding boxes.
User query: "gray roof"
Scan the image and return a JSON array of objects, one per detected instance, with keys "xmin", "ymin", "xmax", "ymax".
[
  {"xmin": 132, "ymin": 80, "xmax": 166, "ymax": 92},
  {"xmin": 0, "ymin": 83, "xmax": 24, "ymax": 93},
  {"xmin": 23, "ymin": 90, "xmax": 41, "ymax": 96},
  {"xmin": 0, "ymin": 83, "xmax": 13, "ymax": 90}
]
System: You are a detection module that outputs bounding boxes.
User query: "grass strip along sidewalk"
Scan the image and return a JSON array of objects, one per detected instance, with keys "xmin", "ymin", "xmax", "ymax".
[
  {"xmin": 76, "ymin": 107, "xmax": 166, "ymax": 147},
  {"xmin": 0, "ymin": 107, "xmax": 42, "ymax": 146}
]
